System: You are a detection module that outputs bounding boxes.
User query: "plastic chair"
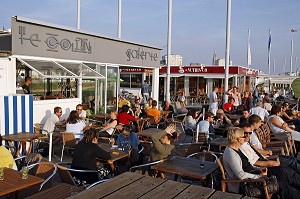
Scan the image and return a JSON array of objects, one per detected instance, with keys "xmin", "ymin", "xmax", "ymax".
[
  {"xmin": 14, "ymin": 153, "xmax": 42, "ymax": 171},
  {"xmin": 85, "ymin": 179, "xmax": 109, "ymax": 189},
  {"xmin": 60, "ymin": 132, "xmax": 78, "ymax": 162},
  {"xmin": 129, "ymin": 159, "xmax": 167, "ymax": 177}
]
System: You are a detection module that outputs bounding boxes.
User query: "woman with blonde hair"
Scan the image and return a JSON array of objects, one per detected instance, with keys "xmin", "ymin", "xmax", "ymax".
[
  {"xmin": 223, "ymin": 127, "xmax": 267, "ymax": 193},
  {"xmin": 99, "ymin": 111, "xmax": 118, "ymax": 137}
]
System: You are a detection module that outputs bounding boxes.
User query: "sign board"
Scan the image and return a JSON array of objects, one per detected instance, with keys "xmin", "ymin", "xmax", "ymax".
[{"xmin": 11, "ymin": 17, "xmax": 160, "ymax": 68}]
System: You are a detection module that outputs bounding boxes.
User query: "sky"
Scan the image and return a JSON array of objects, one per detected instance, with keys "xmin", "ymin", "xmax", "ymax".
[{"xmin": 1, "ymin": 0, "xmax": 300, "ymax": 74}]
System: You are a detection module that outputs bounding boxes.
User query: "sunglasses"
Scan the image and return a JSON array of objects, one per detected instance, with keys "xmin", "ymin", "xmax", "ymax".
[{"xmin": 244, "ymin": 131, "xmax": 252, "ymax": 135}]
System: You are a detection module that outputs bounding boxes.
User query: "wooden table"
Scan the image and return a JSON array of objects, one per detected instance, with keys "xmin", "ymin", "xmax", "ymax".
[
  {"xmin": 2, "ymin": 132, "xmax": 44, "ymax": 156},
  {"xmin": 213, "ymin": 125, "xmax": 230, "ymax": 138},
  {"xmin": 138, "ymin": 128, "xmax": 162, "ymax": 140},
  {"xmin": 91, "ymin": 114, "xmax": 111, "ymax": 123},
  {"xmin": 98, "ymin": 143, "xmax": 129, "ymax": 172},
  {"xmin": 209, "ymin": 137, "xmax": 228, "ymax": 152},
  {"xmin": 66, "ymin": 172, "xmax": 243, "ymax": 199},
  {"xmin": 0, "ymin": 168, "xmax": 44, "ymax": 198},
  {"xmin": 151, "ymin": 156, "xmax": 219, "ymax": 182},
  {"xmin": 136, "ymin": 117, "xmax": 149, "ymax": 132},
  {"xmin": 25, "ymin": 183, "xmax": 83, "ymax": 199}
]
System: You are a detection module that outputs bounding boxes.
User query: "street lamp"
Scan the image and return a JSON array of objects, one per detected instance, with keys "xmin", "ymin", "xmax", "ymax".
[{"xmin": 290, "ymin": 28, "xmax": 297, "ymax": 75}]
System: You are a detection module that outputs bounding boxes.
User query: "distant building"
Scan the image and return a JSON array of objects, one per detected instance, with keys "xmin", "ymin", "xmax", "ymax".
[{"xmin": 161, "ymin": 54, "xmax": 183, "ymax": 66}]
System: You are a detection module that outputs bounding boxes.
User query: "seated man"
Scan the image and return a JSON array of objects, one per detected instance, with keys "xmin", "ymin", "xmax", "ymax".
[
  {"xmin": 0, "ymin": 135, "xmax": 17, "ymax": 170},
  {"xmin": 197, "ymin": 111, "xmax": 215, "ymax": 140},
  {"xmin": 223, "ymin": 97, "xmax": 235, "ymax": 113},
  {"xmin": 215, "ymin": 109, "xmax": 232, "ymax": 126},
  {"xmin": 76, "ymin": 104, "xmax": 87, "ymax": 121},
  {"xmin": 146, "ymin": 100, "xmax": 161, "ymax": 123},
  {"xmin": 240, "ymin": 124, "xmax": 300, "ymax": 199},
  {"xmin": 249, "ymin": 101, "xmax": 269, "ymax": 122},
  {"xmin": 116, "ymin": 125, "xmax": 139, "ymax": 151}
]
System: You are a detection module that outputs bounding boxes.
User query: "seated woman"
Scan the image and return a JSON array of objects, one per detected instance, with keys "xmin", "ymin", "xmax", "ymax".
[
  {"xmin": 268, "ymin": 105, "xmax": 300, "ymax": 142},
  {"xmin": 149, "ymin": 124, "xmax": 178, "ymax": 162},
  {"xmin": 185, "ymin": 109, "xmax": 202, "ymax": 131},
  {"xmin": 162, "ymin": 100, "xmax": 175, "ymax": 119},
  {"xmin": 66, "ymin": 110, "xmax": 87, "ymax": 141},
  {"xmin": 117, "ymin": 105, "xmax": 137, "ymax": 125},
  {"xmin": 116, "ymin": 124, "xmax": 139, "ymax": 151},
  {"xmin": 223, "ymin": 127, "xmax": 268, "ymax": 194},
  {"xmin": 99, "ymin": 111, "xmax": 118, "ymax": 137},
  {"xmin": 281, "ymin": 102, "xmax": 300, "ymax": 131},
  {"xmin": 71, "ymin": 128, "xmax": 111, "ymax": 170}
]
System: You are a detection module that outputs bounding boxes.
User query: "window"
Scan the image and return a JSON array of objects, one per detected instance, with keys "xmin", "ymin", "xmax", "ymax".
[{"xmin": 120, "ymin": 74, "xmax": 142, "ymax": 88}]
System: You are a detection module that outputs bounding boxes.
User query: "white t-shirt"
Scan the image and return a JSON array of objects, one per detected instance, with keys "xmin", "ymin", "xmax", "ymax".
[
  {"xmin": 42, "ymin": 114, "xmax": 59, "ymax": 134},
  {"xmin": 239, "ymin": 143, "xmax": 260, "ymax": 165},
  {"xmin": 249, "ymin": 131, "xmax": 263, "ymax": 150},
  {"xmin": 79, "ymin": 110, "xmax": 86, "ymax": 118},
  {"xmin": 209, "ymin": 92, "xmax": 218, "ymax": 109},
  {"xmin": 250, "ymin": 107, "xmax": 269, "ymax": 121},
  {"xmin": 66, "ymin": 120, "xmax": 86, "ymax": 139}
]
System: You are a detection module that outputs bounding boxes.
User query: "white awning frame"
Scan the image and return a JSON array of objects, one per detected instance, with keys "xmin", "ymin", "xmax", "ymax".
[{"xmin": 16, "ymin": 56, "xmax": 105, "ymax": 79}]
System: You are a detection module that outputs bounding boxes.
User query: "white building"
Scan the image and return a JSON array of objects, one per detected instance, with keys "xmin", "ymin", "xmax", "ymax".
[{"xmin": 162, "ymin": 54, "xmax": 183, "ymax": 66}]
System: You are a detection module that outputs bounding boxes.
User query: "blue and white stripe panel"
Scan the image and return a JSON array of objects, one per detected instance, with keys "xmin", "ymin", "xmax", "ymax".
[{"xmin": 0, "ymin": 95, "xmax": 34, "ymax": 136}]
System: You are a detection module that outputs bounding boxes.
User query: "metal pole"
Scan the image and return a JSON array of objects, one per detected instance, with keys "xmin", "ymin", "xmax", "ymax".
[
  {"xmin": 77, "ymin": 0, "xmax": 80, "ymax": 29},
  {"xmin": 118, "ymin": 0, "xmax": 122, "ymax": 38},
  {"xmin": 224, "ymin": 0, "xmax": 231, "ymax": 105},
  {"xmin": 77, "ymin": 0, "xmax": 82, "ymax": 101},
  {"xmin": 166, "ymin": 0, "xmax": 172, "ymax": 102},
  {"xmin": 290, "ymin": 28, "xmax": 297, "ymax": 75}
]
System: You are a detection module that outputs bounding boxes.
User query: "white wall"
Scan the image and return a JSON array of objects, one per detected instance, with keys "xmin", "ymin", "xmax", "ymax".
[{"xmin": 34, "ymin": 98, "xmax": 80, "ymax": 124}]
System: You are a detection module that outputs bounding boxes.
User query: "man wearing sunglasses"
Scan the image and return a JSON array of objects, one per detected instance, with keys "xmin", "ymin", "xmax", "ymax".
[
  {"xmin": 116, "ymin": 124, "xmax": 138, "ymax": 151},
  {"xmin": 240, "ymin": 124, "xmax": 300, "ymax": 199}
]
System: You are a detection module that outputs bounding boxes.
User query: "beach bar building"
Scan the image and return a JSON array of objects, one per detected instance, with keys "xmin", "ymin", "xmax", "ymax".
[{"xmin": 0, "ymin": 16, "xmax": 161, "ymax": 136}]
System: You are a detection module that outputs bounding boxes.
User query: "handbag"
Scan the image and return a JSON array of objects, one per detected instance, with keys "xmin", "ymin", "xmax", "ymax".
[{"xmin": 241, "ymin": 175, "xmax": 279, "ymax": 198}]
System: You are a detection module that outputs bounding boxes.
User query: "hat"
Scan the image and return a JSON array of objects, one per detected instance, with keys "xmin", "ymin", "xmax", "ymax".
[{"xmin": 216, "ymin": 109, "xmax": 224, "ymax": 114}]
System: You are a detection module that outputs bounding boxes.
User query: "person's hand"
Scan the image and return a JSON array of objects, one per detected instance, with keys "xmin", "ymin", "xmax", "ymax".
[
  {"xmin": 259, "ymin": 167, "xmax": 268, "ymax": 177},
  {"xmin": 165, "ymin": 124, "xmax": 176, "ymax": 135},
  {"xmin": 268, "ymin": 150, "xmax": 272, "ymax": 156}
]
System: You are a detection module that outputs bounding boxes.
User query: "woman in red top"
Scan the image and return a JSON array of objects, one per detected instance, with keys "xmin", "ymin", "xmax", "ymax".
[{"xmin": 117, "ymin": 105, "xmax": 137, "ymax": 125}]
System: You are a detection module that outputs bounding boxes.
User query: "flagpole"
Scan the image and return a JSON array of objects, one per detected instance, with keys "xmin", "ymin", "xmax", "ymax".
[
  {"xmin": 268, "ymin": 29, "xmax": 271, "ymax": 74},
  {"xmin": 118, "ymin": 0, "xmax": 122, "ymax": 38},
  {"xmin": 166, "ymin": 0, "xmax": 172, "ymax": 102},
  {"xmin": 247, "ymin": 29, "xmax": 251, "ymax": 67},
  {"xmin": 290, "ymin": 28, "xmax": 297, "ymax": 75},
  {"xmin": 224, "ymin": 0, "xmax": 231, "ymax": 105}
]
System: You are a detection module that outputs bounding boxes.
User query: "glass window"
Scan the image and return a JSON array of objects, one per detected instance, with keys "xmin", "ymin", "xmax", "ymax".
[
  {"xmin": 131, "ymin": 74, "xmax": 142, "ymax": 88},
  {"xmin": 120, "ymin": 74, "xmax": 130, "ymax": 88}
]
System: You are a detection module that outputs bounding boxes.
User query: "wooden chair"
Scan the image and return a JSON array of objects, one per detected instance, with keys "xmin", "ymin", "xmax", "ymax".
[
  {"xmin": 60, "ymin": 132, "xmax": 78, "ymax": 162},
  {"xmin": 172, "ymin": 113, "xmax": 188, "ymax": 133},
  {"xmin": 217, "ymin": 156, "xmax": 271, "ymax": 199}
]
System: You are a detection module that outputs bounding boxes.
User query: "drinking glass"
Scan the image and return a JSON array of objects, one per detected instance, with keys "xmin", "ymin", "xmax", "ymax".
[
  {"xmin": 0, "ymin": 167, "xmax": 4, "ymax": 180},
  {"xmin": 22, "ymin": 166, "xmax": 29, "ymax": 179},
  {"xmin": 200, "ymin": 156, "xmax": 205, "ymax": 169},
  {"xmin": 110, "ymin": 138, "xmax": 115, "ymax": 146}
]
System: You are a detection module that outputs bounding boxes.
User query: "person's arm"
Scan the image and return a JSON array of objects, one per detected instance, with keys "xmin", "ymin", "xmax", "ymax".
[
  {"xmin": 224, "ymin": 115, "xmax": 232, "ymax": 125},
  {"xmin": 102, "ymin": 120, "xmax": 117, "ymax": 131},
  {"xmin": 251, "ymin": 144, "xmax": 272, "ymax": 156},
  {"xmin": 130, "ymin": 133, "xmax": 139, "ymax": 149},
  {"xmin": 95, "ymin": 145, "xmax": 112, "ymax": 160},
  {"xmin": 270, "ymin": 117, "xmax": 294, "ymax": 132},
  {"xmin": 150, "ymin": 130, "xmax": 171, "ymax": 154},
  {"xmin": 282, "ymin": 111, "xmax": 293, "ymax": 120},
  {"xmin": 254, "ymin": 159, "xmax": 280, "ymax": 167},
  {"xmin": 127, "ymin": 113, "xmax": 137, "ymax": 121}
]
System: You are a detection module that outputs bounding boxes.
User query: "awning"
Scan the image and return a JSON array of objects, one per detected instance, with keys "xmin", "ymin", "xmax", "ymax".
[
  {"xmin": 17, "ymin": 57, "xmax": 105, "ymax": 79},
  {"xmin": 159, "ymin": 74, "xmax": 184, "ymax": 78},
  {"xmin": 203, "ymin": 74, "xmax": 234, "ymax": 79}
]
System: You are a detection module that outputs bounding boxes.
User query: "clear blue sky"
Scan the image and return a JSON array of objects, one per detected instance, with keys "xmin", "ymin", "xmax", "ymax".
[{"xmin": 1, "ymin": 0, "xmax": 300, "ymax": 74}]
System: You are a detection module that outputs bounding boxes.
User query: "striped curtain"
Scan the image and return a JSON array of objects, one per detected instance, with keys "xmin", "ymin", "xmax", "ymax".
[{"xmin": 0, "ymin": 95, "xmax": 34, "ymax": 136}]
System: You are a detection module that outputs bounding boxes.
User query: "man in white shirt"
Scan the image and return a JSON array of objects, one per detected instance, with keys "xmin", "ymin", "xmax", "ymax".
[
  {"xmin": 209, "ymin": 87, "xmax": 219, "ymax": 116},
  {"xmin": 197, "ymin": 111, "xmax": 215, "ymax": 140},
  {"xmin": 76, "ymin": 104, "xmax": 86, "ymax": 121},
  {"xmin": 250, "ymin": 101, "xmax": 269, "ymax": 122}
]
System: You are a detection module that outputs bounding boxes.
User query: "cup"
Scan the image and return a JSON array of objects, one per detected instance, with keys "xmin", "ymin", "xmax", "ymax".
[
  {"xmin": 22, "ymin": 166, "xmax": 29, "ymax": 179},
  {"xmin": 110, "ymin": 138, "xmax": 115, "ymax": 146},
  {"xmin": 200, "ymin": 156, "xmax": 205, "ymax": 169},
  {"xmin": 0, "ymin": 167, "xmax": 4, "ymax": 180}
]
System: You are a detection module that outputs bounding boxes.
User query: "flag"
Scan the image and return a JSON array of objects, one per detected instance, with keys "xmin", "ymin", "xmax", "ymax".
[
  {"xmin": 247, "ymin": 29, "xmax": 252, "ymax": 67},
  {"xmin": 268, "ymin": 29, "xmax": 272, "ymax": 74}
]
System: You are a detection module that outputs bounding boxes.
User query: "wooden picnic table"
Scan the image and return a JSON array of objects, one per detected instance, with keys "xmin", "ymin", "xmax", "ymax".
[
  {"xmin": 138, "ymin": 128, "xmax": 162, "ymax": 140},
  {"xmin": 66, "ymin": 172, "xmax": 244, "ymax": 199},
  {"xmin": 151, "ymin": 156, "xmax": 219, "ymax": 182},
  {"xmin": 97, "ymin": 143, "xmax": 129, "ymax": 172},
  {"xmin": 0, "ymin": 168, "xmax": 44, "ymax": 198},
  {"xmin": 2, "ymin": 132, "xmax": 44, "ymax": 156},
  {"xmin": 25, "ymin": 183, "xmax": 83, "ymax": 199}
]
